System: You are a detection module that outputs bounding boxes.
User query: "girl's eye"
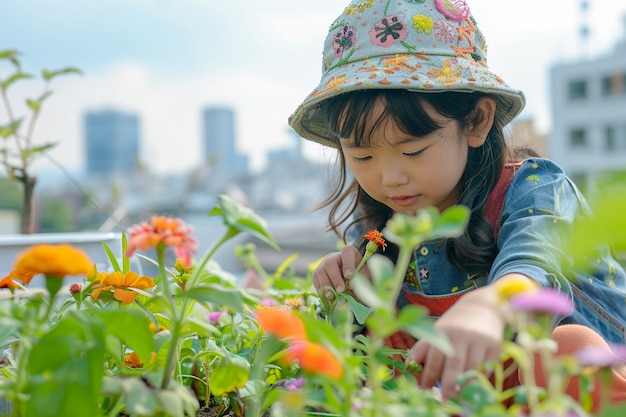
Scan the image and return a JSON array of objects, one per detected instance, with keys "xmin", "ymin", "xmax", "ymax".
[
  {"xmin": 404, "ymin": 148, "xmax": 426, "ymax": 158},
  {"xmin": 352, "ymin": 155, "xmax": 372, "ymax": 162}
]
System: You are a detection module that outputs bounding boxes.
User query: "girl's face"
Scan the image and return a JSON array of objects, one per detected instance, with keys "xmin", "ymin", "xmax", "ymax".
[{"xmin": 340, "ymin": 98, "xmax": 472, "ymax": 215}]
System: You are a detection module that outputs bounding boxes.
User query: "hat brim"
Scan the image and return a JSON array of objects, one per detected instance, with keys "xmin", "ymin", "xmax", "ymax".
[{"xmin": 289, "ymin": 53, "xmax": 525, "ymax": 147}]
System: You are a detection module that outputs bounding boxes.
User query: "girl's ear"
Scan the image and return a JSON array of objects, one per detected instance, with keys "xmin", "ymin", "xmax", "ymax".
[{"xmin": 468, "ymin": 97, "xmax": 497, "ymax": 148}]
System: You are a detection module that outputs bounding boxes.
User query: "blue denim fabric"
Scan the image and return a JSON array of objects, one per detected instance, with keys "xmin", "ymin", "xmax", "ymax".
[{"xmin": 399, "ymin": 158, "xmax": 626, "ymax": 343}]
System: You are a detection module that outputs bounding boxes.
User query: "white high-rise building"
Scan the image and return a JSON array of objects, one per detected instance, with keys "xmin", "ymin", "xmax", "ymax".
[{"xmin": 549, "ymin": 19, "xmax": 626, "ymax": 185}]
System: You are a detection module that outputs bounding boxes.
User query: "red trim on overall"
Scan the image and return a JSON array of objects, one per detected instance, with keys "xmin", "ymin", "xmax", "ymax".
[
  {"xmin": 403, "ymin": 290, "xmax": 468, "ymax": 317},
  {"xmin": 485, "ymin": 161, "xmax": 521, "ymax": 241}
]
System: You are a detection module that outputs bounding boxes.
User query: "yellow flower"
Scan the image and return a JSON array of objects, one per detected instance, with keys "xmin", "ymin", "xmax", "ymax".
[
  {"xmin": 91, "ymin": 271, "xmax": 155, "ymax": 304},
  {"xmin": 2, "ymin": 244, "xmax": 93, "ymax": 286},
  {"xmin": 494, "ymin": 275, "xmax": 539, "ymax": 302}
]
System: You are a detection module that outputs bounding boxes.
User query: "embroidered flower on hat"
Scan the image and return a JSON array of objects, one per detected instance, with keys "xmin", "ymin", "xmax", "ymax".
[
  {"xmin": 370, "ymin": 15, "xmax": 407, "ymax": 48},
  {"xmin": 435, "ymin": 0, "xmax": 470, "ymax": 22},
  {"xmin": 428, "ymin": 58, "xmax": 462, "ymax": 86},
  {"xmin": 333, "ymin": 23, "xmax": 357, "ymax": 58},
  {"xmin": 434, "ymin": 19, "xmax": 456, "ymax": 43},
  {"xmin": 412, "ymin": 14, "xmax": 433, "ymax": 35}
]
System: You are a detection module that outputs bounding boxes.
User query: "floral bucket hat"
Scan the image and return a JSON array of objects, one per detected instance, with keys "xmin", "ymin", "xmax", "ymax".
[{"xmin": 289, "ymin": 0, "xmax": 526, "ymax": 147}]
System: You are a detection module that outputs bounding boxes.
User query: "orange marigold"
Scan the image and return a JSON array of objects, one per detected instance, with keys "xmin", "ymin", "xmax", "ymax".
[
  {"xmin": 91, "ymin": 271, "xmax": 156, "ymax": 305},
  {"xmin": 0, "ymin": 275, "xmax": 18, "ymax": 289},
  {"xmin": 126, "ymin": 216, "xmax": 198, "ymax": 268},
  {"xmin": 363, "ymin": 229, "xmax": 386, "ymax": 251},
  {"xmin": 124, "ymin": 351, "xmax": 156, "ymax": 368},
  {"xmin": 2, "ymin": 244, "xmax": 94, "ymax": 286},
  {"xmin": 256, "ymin": 306, "xmax": 307, "ymax": 341},
  {"xmin": 284, "ymin": 341, "xmax": 343, "ymax": 379}
]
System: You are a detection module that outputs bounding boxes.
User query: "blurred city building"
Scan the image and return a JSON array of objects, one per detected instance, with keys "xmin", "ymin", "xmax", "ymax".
[
  {"xmin": 84, "ymin": 109, "xmax": 141, "ymax": 177},
  {"xmin": 549, "ymin": 16, "xmax": 626, "ymax": 186},
  {"xmin": 201, "ymin": 106, "xmax": 249, "ymax": 179}
]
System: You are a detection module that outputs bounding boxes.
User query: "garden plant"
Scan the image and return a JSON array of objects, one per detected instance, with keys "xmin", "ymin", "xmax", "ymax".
[{"xmin": 0, "ymin": 189, "xmax": 625, "ymax": 417}]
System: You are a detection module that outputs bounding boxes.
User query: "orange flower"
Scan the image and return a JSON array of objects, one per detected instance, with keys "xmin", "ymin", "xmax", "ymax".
[
  {"xmin": 363, "ymin": 229, "xmax": 387, "ymax": 251},
  {"xmin": 126, "ymin": 216, "xmax": 198, "ymax": 268},
  {"xmin": 0, "ymin": 275, "xmax": 18, "ymax": 289},
  {"xmin": 256, "ymin": 307, "xmax": 307, "ymax": 341},
  {"xmin": 284, "ymin": 341, "xmax": 343, "ymax": 379},
  {"xmin": 124, "ymin": 351, "xmax": 156, "ymax": 368},
  {"xmin": 91, "ymin": 271, "xmax": 155, "ymax": 304},
  {"xmin": 2, "ymin": 244, "xmax": 94, "ymax": 286}
]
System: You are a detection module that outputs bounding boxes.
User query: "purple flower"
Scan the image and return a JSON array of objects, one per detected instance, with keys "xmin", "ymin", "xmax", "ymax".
[
  {"xmin": 207, "ymin": 311, "xmax": 226, "ymax": 324},
  {"xmin": 509, "ymin": 288, "xmax": 574, "ymax": 316},
  {"xmin": 576, "ymin": 343, "xmax": 626, "ymax": 368},
  {"xmin": 283, "ymin": 377, "xmax": 305, "ymax": 392}
]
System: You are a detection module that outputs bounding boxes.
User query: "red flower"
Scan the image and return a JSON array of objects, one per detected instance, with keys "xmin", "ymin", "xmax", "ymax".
[{"xmin": 126, "ymin": 216, "xmax": 198, "ymax": 268}]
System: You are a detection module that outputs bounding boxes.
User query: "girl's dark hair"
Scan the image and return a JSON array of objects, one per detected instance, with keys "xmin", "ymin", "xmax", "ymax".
[{"xmin": 317, "ymin": 89, "xmax": 511, "ymax": 277}]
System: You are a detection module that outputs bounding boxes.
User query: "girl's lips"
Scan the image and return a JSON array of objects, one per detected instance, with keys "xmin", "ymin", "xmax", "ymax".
[{"xmin": 391, "ymin": 195, "xmax": 419, "ymax": 206}]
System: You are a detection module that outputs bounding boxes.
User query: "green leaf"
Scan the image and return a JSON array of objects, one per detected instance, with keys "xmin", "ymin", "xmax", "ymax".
[
  {"xmin": 209, "ymin": 353, "xmax": 250, "ymax": 396},
  {"xmin": 26, "ymin": 98, "xmax": 40, "ymax": 112},
  {"xmin": 0, "ymin": 118, "xmax": 23, "ymax": 139},
  {"xmin": 102, "ymin": 241, "xmax": 121, "ymax": 272},
  {"xmin": 0, "ymin": 49, "xmax": 19, "ymax": 60},
  {"xmin": 26, "ymin": 311, "xmax": 105, "ymax": 417},
  {"xmin": 181, "ymin": 283, "xmax": 244, "ymax": 312},
  {"xmin": 0, "ymin": 72, "xmax": 32, "ymax": 90},
  {"xmin": 95, "ymin": 309, "xmax": 155, "ymax": 365},
  {"xmin": 429, "ymin": 205, "xmax": 471, "ymax": 240},
  {"xmin": 209, "ymin": 194, "xmax": 279, "ymax": 250},
  {"xmin": 41, "ymin": 66, "xmax": 82, "ymax": 80},
  {"xmin": 122, "ymin": 232, "xmax": 130, "ymax": 273},
  {"xmin": 336, "ymin": 292, "xmax": 373, "ymax": 325}
]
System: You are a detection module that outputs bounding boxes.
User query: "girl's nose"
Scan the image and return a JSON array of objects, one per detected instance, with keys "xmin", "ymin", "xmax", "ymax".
[{"xmin": 381, "ymin": 165, "xmax": 409, "ymax": 187}]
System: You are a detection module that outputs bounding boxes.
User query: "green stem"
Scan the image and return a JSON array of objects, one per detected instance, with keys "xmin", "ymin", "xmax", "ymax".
[
  {"xmin": 158, "ymin": 244, "xmax": 181, "ymax": 389},
  {"xmin": 389, "ymin": 246, "xmax": 413, "ymax": 307},
  {"xmin": 160, "ymin": 228, "xmax": 238, "ymax": 390}
]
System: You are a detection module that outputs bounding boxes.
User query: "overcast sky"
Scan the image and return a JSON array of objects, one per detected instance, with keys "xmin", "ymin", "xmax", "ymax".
[{"xmin": 2, "ymin": 0, "xmax": 626, "ymax": 176}]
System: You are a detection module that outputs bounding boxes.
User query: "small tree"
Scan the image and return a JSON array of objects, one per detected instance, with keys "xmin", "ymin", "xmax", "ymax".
[{"xmin": 0, "ymin": 49, "xmax": 80, "ymax": 233}]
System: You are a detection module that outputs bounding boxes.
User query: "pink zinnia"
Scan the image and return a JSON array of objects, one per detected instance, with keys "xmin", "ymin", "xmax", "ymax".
[
  {"xmin": 509, "ymin": 288, "xmax": 574, "ymax": 317},
  {"xmin": 576, "ymin": 343, "xmax": 626, "ymax": 368},
  {"xmin": 126, "ymin": 216, "xmax": 198, "ymax": 268}
]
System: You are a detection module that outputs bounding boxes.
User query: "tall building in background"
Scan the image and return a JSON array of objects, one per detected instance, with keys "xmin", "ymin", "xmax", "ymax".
[
  {"xmin": 84, "ymin": 109, "xmax": 140, "ymax": 176},
  {"xmin": 549, "ymin": 18, "xmax": 626, "ymax": 185},
  {"xmin": 202, "ymin": 106, "xmax": 248, "ymax": 177}
]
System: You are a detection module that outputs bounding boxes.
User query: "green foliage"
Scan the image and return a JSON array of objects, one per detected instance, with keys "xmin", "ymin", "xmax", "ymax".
[
  {"xmin": 0, "ymin": 177, "xmax": 22, "ymax": 210},
  {"xmin": 0, "ymin": 194, "xmax": 625, "ymax": 417},
  {"xmin": 0, "ymin": 49, "xmax": 81, "ymax": 233},
  {"xmin": 37, "ymin": 196, "xmax": 74, "ymax": 232}
]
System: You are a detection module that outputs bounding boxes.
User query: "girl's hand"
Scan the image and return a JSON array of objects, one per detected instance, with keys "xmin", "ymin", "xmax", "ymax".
[
  {"xmin": 408, "ymin": 286, "xmax": 507, "ymax": 400},
  {"xmin": 312, "ymin": 245, "xmax": 367, "ymax": 299}
]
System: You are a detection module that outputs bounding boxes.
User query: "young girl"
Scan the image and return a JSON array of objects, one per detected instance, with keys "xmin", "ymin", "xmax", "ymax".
[{"xmin": 288, "ymin": 0, "xmax": 626, "ymax": 410}]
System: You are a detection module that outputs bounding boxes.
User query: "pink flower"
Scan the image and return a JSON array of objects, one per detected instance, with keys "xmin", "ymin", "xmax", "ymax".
[
  {"xmin": 370, "ymin": 15, "xmax": 407, "ymax": 48},
  {"xmin": 435, "ymin": 0, "xmax": 470, "ymax": 22},
  {"xmin": 576, "ymin": 343, "xmax": 626, "ymax": 368},
  {"xmin": 509, "ymin": 288, "xmax": 574, "ymax": 317},
  {"xmin": 207, "ymin": 311, "xmax": 226, "ymax": 324},
  {"xmin": 260, "ymin": 298, "xmax": 279, "ymax": 307},
  {"xmin": 332, "ymin": 24, "xmax": 356, "ymax": 58},
  {"xmin": 126, "ymin": 216, "xmax": 198, "ymax": 268}
]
